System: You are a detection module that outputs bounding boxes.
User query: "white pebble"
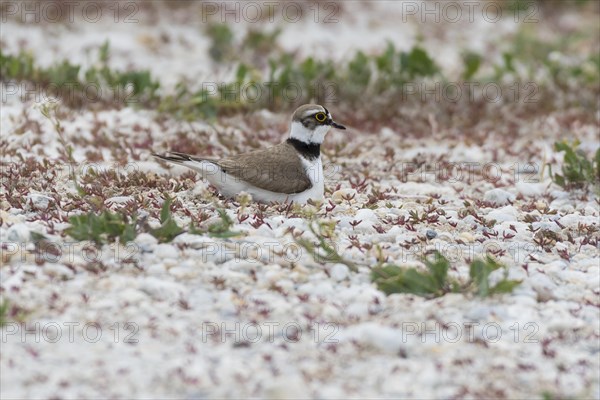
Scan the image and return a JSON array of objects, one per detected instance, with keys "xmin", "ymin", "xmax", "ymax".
[
  {"xmin": 154, "ymin": 243, "xmax": 179, "ymax": 259},
  {"xmin": 487, "ymin": 205, "xmax": 519, "ymax": 223},
  {"xmin": 483, "ymin": 188, "xmax": 516, "ymax": 206},
  {"xmin": 7, "ymin": 223, "xmax": 31, "ymax": 242},
  {"xmin": 26, "ymin": 193, "xmax": 53, "ymax": 210},
  {"xmin": 515, "ymin": 182, "xmax": 546, "ymax": 197},
  {"xmin": 330, "ymin": 263, "xmax": 349, "ymax": 281},
  {"xmin": 104, "ymin": 196, "xmax": 134, "ymax": 205}
]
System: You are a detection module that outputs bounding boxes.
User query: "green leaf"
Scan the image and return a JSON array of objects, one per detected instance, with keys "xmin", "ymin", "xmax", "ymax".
[
  {"xmin": 207, "ymin": 24, "xmax": 234, "ymax": 62},
  {"xmin": 489, "ymin": 279, "xmax": 522, "ymax": 295},
  {"xmin": 99, "ymin": 40, "xmax": 110, "ymax": 64},
  {"xmin": 371, "ymin": 265, "xmax": 407, "ymax": 295},
  {"xmin": 553, "ymin": 173, "xmax": 566, "ymax": 188},
  {"xmin": 469, "ymin": 256, "xmax": 515, "ymax": 297},
  {"xmin": 375, "ymin": 42, "xmax": 396, "ymax": 74},
  {"xmin": 29, "ymin": 231, "xmax": 47, "ymax": 243},
  {"xmin": 424, "ymin": 251, "xmax": 449, "ymax": 288},
  {"xmin": 207, "ymin": 209, "xmax": 238, "ymax": 237},
  {"xmin": 121, "ymin": 221, "xmax": 137, "ymax": 243},
  {"xmin": 552, "ymin": 140, "xmax": 598, "ymax": 189},
  {"xmin": 151, "ymin": 219, "xmax": 184, "ymax": 243},
  {"xmin": 401, "ymin": 46, "xmax": 438, "ymax": 79},
  {"xmin": 372, "ymin": 252, "xmax": 452, "ymax": 298},
  {"xmin": 189, "ymin": 209, "xmax": 240, "ymax": 239},
  {"xmin": 502, "ymin": 52, "xmax": 515, "ymax": 72},
  {"xmin": 462, "ymin": 52, "xmax": 482, "ymax": 80},
  {"xmin": 595, "ymin": 148, "xmax": 600, "ymax": 181},
  {"xmin": 66, "ymin": 211, "xmax": 137, "ymax": 244},
  {"xmin": 236, "ymin": 63, "xmax": 249, "ymax": 83},
  {"xmin": 373, "ymin": 251, "xmax": 519, "ymax": 298},
  {"xmin": 469, "ymin": 259, "xmax": 491, "ymax": 297},
  {"xmin": 295, "ymin": 221, "xmax": 356, "ymax": 272},
  {"xmin": 372, "ymin": 264, "xmax": 444, "ymax": 297},
  {"xmin": 348, "ymin": 51, "xmax": 371, "ymax": 87},
  {"xmin": 401, "ymin": 269, "xmax": 441, "ymax": 296},
  {"xmin": 150, "ymin": 197, "xmax": 184, "ymax": 243},
  {"xmin": 371, "ymin": 265, "xmax": 403, "ymax": 280},
  {"xmin": 0, "ymin": 300, "xmax": 9, "ymax": 327},
  {"xmin": 160, "ymin": 197, "xmax": 172, "ymax": 223}
]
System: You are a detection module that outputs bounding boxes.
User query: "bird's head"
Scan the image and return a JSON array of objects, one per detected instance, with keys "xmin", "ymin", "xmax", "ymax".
[{"xmin": 289, "ymin": 104, "xmax": 346, "ymax": 145}]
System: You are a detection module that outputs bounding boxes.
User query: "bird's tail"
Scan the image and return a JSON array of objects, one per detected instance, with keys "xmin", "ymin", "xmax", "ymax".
[
  {"xmin": 152, "ymin": 151, "xmax": 221, "ymax": 177},
  {"xmin": 152, "ymin": 151, "xmax": 206, "ymax": 164}
]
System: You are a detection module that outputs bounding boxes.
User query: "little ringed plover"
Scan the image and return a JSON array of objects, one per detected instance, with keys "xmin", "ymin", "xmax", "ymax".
[{"xmin": 153, "ymin": 104, "xmax": 346, "ymax": 203}]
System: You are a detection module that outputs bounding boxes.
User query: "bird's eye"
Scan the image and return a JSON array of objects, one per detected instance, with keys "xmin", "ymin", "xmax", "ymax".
[{"xmin": 315, "ymin": 112, "xmax": 327, "ymax": 122}]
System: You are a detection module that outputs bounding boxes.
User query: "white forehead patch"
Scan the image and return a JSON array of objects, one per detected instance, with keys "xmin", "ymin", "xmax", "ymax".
[{"xmin": 302, "ymin": 107, "xmax": 325, "ymax": 118}]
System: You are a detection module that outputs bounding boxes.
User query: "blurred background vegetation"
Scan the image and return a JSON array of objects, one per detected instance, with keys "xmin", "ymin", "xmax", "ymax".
[{"xmin": 1, "ymin": 0, "xmax": 598, "ymax": 128}]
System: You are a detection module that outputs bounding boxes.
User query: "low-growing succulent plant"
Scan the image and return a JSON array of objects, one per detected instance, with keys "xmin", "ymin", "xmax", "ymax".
[{"xmin": 372, "ymin": 252, "xmax": 521, "ymax": 298}]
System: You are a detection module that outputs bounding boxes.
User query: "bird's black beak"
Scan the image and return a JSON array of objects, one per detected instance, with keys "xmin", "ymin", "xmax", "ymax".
[{"xmin": 330, "ymin": 120, "xmax": 346, "ymax": 130}]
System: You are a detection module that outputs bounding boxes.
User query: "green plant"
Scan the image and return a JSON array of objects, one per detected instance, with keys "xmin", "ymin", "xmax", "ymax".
[
  {"xmin": 266, "ymin": 54, "xmax": 337, "ymax": 108},
  {"xmin": 241, "ymin": 28, "xmax": 281, "ymax": 63},
  {"xmin": 347, "ymin": 51, "xmax": 371, "ymax": 89},
  {"xmin": 469, "ymin": 256, "xmax": 521, "ymax": 297},
  {"xmin": 66, "ymin": 211, "xmax": 137, "ymax": 244},
  {"xmin": 162, "ymin": 40, "xmax": 440, "ymax": 117},
  {"xmin": 296, "ymin": 220, "xmax": 357, "ymax": 271},
  {"xmin": 158, "ymin": 62, "xmax": 252, "ymax": 120},
  {"xmin": 40, "ymin": 103, "xmax": 85, "ymax": 196},
  {"xmin": 0, "ymin": 299, "xmax": 28, "ymax": 325},
  {"xmin": 372, "ymin": 251, "xmax": 456, "ymax": 297},
  {"xmin": 5, "ymin": 26, "xmax": 596, "ymax": 124},
  {"xmin": 462, "ymin": 51, "xmax": 482, "ymax": 80},
  {"xmin": 84, "ymin": 41, "xmax": 159, "ymax": 101},
  {"xmin": 372, "ymin": 252, "xmax": 520, "ymax": 298},
  {"xmin": 207, "ymin": 209, "xmax": 238, "ymax": 238},
  {"xmin": 1, "ymin": 42, "xmax": 159, "ymax": 106},
  {"xmin": 0, "ymin": 300, "xmax": 9, "ymax": 327},
  {"xmin": 150, "ymin": 197, "xmax": 184, "ymax": 243},
  {"xmin": 206, "ymin": 24, "xmax": 235, "ymax": 61},
  {"xmin": 0, "ymin": 49, "xmax": 36, "ymax": 80},
  {"xmin": 550, "ymin": 140, "xmax": 600, "ymax": 190},
  {"xmin": 64, "ymin": 196, "xmax": 240, "ymax": 244},
  {"xmin": 400, "ymin": 46, "xmax": 439, "ymax": 79},
  {"xmin": 191, "ymin": 209, "xmax": 240, "ymax": 238}
]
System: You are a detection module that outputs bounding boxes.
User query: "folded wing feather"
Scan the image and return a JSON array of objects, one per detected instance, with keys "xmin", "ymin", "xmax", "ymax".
[{"xmin": 216, "ymin": 142, "xmax": 312, "ymax": 194}]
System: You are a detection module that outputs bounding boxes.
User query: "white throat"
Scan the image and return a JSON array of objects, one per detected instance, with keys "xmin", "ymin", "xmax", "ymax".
[{"xmin": 289, "ymin": 121, "xmax": 331, "ymax": 144}]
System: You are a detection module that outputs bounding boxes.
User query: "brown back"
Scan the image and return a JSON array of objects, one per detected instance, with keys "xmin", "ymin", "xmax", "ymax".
[{"xmin": 216, "ymin": 141, "xmax": 312, "ymax": 194}]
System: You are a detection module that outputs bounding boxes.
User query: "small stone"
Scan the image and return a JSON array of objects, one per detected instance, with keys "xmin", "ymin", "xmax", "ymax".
[
  {"xmin": 134, "ymin": 233, "xmax": 159, "ymax": 252},
  {"xmin": 425, "ymin": 229, "xmax": 437, "ymax": 240},
  {"xmin": 154, "ymin": 243, "xmax": 178, "ymax": 259},
  {"xmin": 7, "ymin": 223, "xmax": 31, "ymax": 242},
  {"xmin": 104, "ymin": 196, "xmax": 134, "ymax": 205},
  {"xmin": 487, "ymin": 205, "xmax": 519, "ymax": 223},
  {"xmin": 530, "ymin": 273, "xmax": 558, "ymax": 302},
  {"xmin": 119, "ymin": 288, "xmax": 147, "ymax": 304},
  {"xmin": 264, "ymin": 375, "xmax": 309, "ymax": 399},
  {"xmin": 330, "ymin": 263, "xmax": 349, "ymax": 281},
  {"xmin": 168, "ymin": 265, "xmax": 198, "ymax": 279},
  {"xmin": 483, "ymin": 188, "xmax": 516, "ymax": 206},
  {"xmin": 515, "ymin": 182, "xmax": 545, "ymax": 197},
  {"xmin": 459, "ymin": 232, "xmax": 475, "ymax": 243},
  {"xmin": 26, "ymin": 193, "xmax": 53, "ymax": 210}
]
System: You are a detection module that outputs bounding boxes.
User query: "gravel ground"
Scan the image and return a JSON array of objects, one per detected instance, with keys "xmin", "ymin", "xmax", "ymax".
[{"xmin": 1, "ymin": 2, "xmax": 599, "ymax": 399}]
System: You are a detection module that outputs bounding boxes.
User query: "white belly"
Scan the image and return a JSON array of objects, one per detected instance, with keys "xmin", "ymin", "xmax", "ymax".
[{"xmin": 287, "ymin": 156, "xmax": 324, "ymax": 203}]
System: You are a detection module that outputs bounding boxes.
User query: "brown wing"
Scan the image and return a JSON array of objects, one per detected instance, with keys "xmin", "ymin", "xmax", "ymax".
[{"xmin": 216, "ymin": 142, "xmax": 312, "ymax": 194}]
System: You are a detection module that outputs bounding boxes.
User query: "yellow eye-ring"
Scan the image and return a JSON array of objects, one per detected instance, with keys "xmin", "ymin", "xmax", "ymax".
[{"xmin": 315, "ymin": 112, "xmax": 327, "ymax": 122}]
